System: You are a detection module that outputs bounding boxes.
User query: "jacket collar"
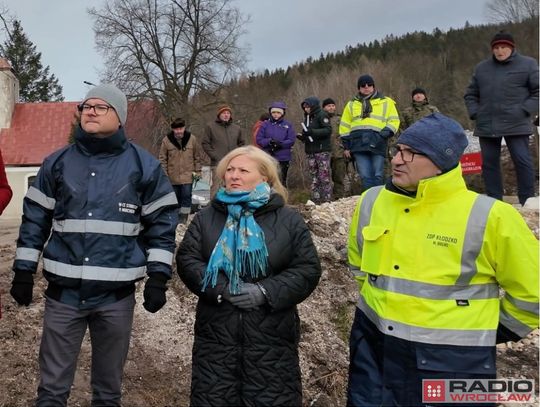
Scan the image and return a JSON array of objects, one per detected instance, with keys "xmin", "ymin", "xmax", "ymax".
[
  {"xmin": 388, "ymin": 165, "xmax": 467, "ymax": 204},
  {"xmin": 75, "ymin": 125, "xmax": 129, "ymax": 156}
]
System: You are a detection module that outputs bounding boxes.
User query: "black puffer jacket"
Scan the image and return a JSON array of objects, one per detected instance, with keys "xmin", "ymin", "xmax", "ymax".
[{"xmin": 177, "ymin": 194, "xmax": 321, "ymax": 407}]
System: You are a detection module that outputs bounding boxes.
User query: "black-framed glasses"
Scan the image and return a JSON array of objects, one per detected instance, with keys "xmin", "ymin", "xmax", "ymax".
[
  {"xmin": 389, "ymin": 144, "xmax": 426, "ymax": 163},
  {"xmin": 359, "ymin": 83, "xmax": 374, "ymax": 88},
  {"xmin": 78, "ymin": 103, "xmax": 112, "ymax": 116}
]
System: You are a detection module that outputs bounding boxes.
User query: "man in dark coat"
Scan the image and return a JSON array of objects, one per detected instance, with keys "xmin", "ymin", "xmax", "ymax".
[{"xmin": 464, "ymin": 31, "xmax": 539, "ymax": 205}]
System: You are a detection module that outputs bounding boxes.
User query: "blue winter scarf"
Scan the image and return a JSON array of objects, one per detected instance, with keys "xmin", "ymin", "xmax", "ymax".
[{"xmin": 202, "ymin": 182, "xmax": 271, "ymax": 294}]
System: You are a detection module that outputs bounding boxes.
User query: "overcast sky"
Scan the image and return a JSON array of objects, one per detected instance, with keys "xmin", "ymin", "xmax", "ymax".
[{"xmin": 4, "ymin": 0, "xmax": 489, "ymax": 101}]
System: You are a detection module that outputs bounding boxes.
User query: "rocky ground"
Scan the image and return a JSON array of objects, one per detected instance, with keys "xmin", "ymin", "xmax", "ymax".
[{"xmin": 0, "ymin": 195, "xmax": 538, "ymax": 407}]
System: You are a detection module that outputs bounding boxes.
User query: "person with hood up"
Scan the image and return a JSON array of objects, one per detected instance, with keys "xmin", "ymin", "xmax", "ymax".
[
  {"xmin": 297, "ymin": 96, "xmax": 333, "ymax": 203},
  {"xmin": 339, "ymin": 74, "xmax": 400, "ymax": 191},
  {"xmin": 400, "ymin": 87, "xmax": 439, "ymax": 131},
  {"xmin": 159, "ymin": 117, "xmax": 204, "ymax": 224},
  {"xmin": 202, "ymin": 105, "xmax": 246, "ymax": 196},
  {"xmin": 177, "ymin": 145, "xmax": 321, "ymax": 407},
  {"xmin": 256, "ymin": 101, "xmax": 296, "ymax": 186}
]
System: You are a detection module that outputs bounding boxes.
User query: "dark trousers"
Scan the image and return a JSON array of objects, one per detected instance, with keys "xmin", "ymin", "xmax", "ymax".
[
  {"xmin": 36, "ymin": 295, "xmax": 135, "ymax": 407},
  {"xmin": 479, "ymin": 135, "xmax": 535, "ymax": 205},
  {"xmin": 331, "ymin": 157, "xmax": 347, "ymax": 199},
  {"xmin": 278, "ymin": 161, "xmax": 290, "ymax": 187},
  {"xmin": 173, "ymin": 183, "xmax": 193, "ymax": 214}
]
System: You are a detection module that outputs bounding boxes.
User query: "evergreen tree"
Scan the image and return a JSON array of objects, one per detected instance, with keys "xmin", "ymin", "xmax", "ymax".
[{"xmin": 0, "ymin": 20, "xmax": 63, "ymax": 102}]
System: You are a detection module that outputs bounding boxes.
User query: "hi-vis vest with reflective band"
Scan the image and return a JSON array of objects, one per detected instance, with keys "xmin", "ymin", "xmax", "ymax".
[
  {"xmin": 348, "ymin": 166, "xmax": 539, "ymax": 347},
  {"xmin": 338, "ymin": 95, "xmax": 400, "ymax": 136}
]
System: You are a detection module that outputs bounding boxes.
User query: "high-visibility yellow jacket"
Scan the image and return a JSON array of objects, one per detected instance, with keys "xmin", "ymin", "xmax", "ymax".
[
  {"xmin": 348, "ymin": 166, "xmax": 539, "ymax": 347},
  {"xmin": 339, "ymin": 93, "xmax": 400, "ymax": 156}
]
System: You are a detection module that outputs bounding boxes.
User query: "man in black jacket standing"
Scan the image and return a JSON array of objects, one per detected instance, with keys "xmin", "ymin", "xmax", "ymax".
[
  {"xmin": 464, "ymin": 31, "xmax": 539, "ymax": 205},
  {"xmin": 10, "ymin": 84, "xmax": 178, "ymax": 406}
]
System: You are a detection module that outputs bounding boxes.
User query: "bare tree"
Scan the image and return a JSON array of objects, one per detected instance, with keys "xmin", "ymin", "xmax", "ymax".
[
  {"xmin": 485, "ymin": 0, "xmax": 539, "ymax": 23},
  {"xmin": 88, "ymin": 0, "xmax": 249, "ymax": 120}
]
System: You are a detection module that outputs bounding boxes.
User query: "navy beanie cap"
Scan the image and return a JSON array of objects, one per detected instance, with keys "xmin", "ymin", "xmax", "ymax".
[
  {"xmin": 398, "ymin": 113, "xmax": 468, "ymax": 172},
  {"xmin": 357, "ymin": 74, "xmax": 375, "ymax": 88}
]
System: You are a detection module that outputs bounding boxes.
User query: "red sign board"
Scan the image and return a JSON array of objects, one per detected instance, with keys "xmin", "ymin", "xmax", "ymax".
[{"xmin": 460, "ymin": 152, "xmax": 482, "ymax": 174}]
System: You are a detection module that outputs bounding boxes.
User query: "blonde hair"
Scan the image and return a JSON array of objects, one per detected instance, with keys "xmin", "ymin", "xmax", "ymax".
[{"xmin": 215, "ymin": 146, "xmax": 288, "ymax": 202}]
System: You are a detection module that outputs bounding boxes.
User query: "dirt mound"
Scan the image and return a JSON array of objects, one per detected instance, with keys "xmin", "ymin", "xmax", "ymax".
[{"xmin": 0, "ymin": 197, "xmax": 537, "ymax": 406}]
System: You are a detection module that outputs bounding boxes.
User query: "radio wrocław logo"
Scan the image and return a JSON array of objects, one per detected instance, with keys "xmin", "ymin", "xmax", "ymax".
[{"xmin": 422, "ymin": 379, "xmax": 534, "ymax": 404}]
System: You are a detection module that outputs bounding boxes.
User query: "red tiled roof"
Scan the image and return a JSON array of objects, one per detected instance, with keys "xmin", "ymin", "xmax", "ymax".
[
  {"xmin": 0, "ymin": 102, "xmax": 79, "ymax": 166},
  {"xmin": 0, "ymin": 100, "xmax": 163, "ymax": 166}
]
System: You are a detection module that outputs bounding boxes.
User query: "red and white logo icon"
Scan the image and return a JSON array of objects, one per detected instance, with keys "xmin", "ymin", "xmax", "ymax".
[{"xmin": 423, "ymin": 380, "xmax": 446, "ymax": 402}]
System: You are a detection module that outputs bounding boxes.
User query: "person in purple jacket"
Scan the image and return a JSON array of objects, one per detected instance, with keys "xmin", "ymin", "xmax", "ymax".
[{"xmin": 256, "ymin": 101, "xmax": 296, "ymax": 186}]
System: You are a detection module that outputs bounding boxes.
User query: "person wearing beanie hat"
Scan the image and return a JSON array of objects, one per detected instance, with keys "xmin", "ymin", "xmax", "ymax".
[
  {"xmin": 216, "ymin": 105, "xmax": 232, "ymax": 118},
  {"xmin": 465, "ymin": 30, "xmax": 538, "ymax": 206},
  {"xmin": 346, "ymin": 112, "xmax": 539, "ymax": 406},
  {"xmin": 322, "ymin": 97, "xmax": 336, "ymax": 108},
  {"xmin": 80, "ymin": 83, "xmax": 128, "ymax": 128},
  {"xmin": 339, "ymin": 74, "xmax": 400, "ymax": 191},
  {"xmin": 490, "ymin": 31, "xmax": 515, "ymax": 49},
  {"xmin": 298, "ymin": 96, "xmax": 333, "ymax": 203},
  {"xmin": 256, "ymin": 101, "xmax": 296, "ymax": 185},
  {"xmin": 11, "ymin": 84, "xmax": 179, "ymax": 405},
  {"xmin": 400, "ymin": 87, "xmax": 439, "ymax": 131},
  {"xmin": 357, "ymin": 74, "xmax": 374, "ymax": 89},
  {"xmin": 202, "ymin": 103, "xmax": 246, "ymax": 196}
]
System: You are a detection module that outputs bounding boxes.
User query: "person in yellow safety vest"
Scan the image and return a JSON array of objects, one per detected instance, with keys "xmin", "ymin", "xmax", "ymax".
[
  {"xmin": 339, "ymin": 74, "xmax": 400, "ymax": 191},
  {"xmin": 346, "ymin": 112, "xmax": 539, "ymax": 407}
]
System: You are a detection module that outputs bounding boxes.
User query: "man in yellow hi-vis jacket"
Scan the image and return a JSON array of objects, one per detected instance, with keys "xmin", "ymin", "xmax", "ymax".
[{"xmin": 347, "ymin": 113, "xmax": 539, "ymax": 407}]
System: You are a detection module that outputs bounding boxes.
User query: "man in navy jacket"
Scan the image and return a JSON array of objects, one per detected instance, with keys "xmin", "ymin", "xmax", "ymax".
[{"xmin": 10, "ymin": 84, "xmax": 178, "ymax": 406}]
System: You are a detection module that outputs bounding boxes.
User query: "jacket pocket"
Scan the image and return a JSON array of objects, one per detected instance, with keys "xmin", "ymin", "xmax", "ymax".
[
  {"xmin": 416, "ymin": 344, "xmax": 496, "ymax": 375},
  {"xmin": 360, "ymin": 225, "xmax": 390, "ymax": 276}
]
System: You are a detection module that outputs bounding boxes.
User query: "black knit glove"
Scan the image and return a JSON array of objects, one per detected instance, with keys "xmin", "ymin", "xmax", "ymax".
[
  {"xmin": 10, "ymin": 270, "xmax": 34, "ymax": 306},
  {"xmin": 143, "ymin": 273, "xmax": 168, "ymax": 313}
]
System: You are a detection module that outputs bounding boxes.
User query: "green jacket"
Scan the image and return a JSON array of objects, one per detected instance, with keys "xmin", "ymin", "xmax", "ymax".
[{"xmin": 400, "ymin": 101, "xmax": 439, "ymax": 131}]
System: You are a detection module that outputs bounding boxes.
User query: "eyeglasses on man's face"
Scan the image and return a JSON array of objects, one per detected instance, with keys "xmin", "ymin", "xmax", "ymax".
[
  {"xmin": 78, "ymin": 103, "xmax": 112, "ymax": 116},
  {"xmin": 389, "ymin": 144, "xmax": 426, "ymax": 163},
  {"xmin": 360, "ymin": 83, "xmax": 374, "ymax": 88}
]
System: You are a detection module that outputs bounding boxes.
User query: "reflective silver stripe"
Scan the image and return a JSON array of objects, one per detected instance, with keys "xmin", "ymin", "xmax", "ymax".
[
  {"xmin": 456, "ymin": 195, "xmax": 495, "ymax": 285},
  {"xmin": 43, "ymin": 258, "xmax": 146, "ymax": 281},
  {"xmin": 16, "ymin": 247, "xmax": 41, "ymax": 262},
  {"xmin": 386, "ymin": 117, "xmax": 399, "ymax": 133},
  {"xmin": 53, "ymin": 219, "xmax": 142, "ymax": 236},
  {"xmin": 356, "ymin": 186, "xmax": 384, "ymax": 254},
  {"xmin": 357, "ymin": 295, "xmax": 496, "ymax": 346},
  {"xmin": 368, "ymin": 274, "xmax": 499, "ymax": 300},
  {"xmin": 499, "ymin": 306, "xmax": 533, "ymax": 338},
  {"xmin": 339, "ymin": 121, "xmax": 351, "ymax": 129},
  {"xmin": 505, "ymin": 293, "xmax": 539, "ymax": 315},
  {"xmin": 368, "ymin": 113, "xmax": 386, "ymax": 121},
  {"xmin": 179, "ymin": 206, "xmax": 191, "ymax": 214},
  {"xmin": 26, "ymin": 186, "xmax": 55, "ymax": 210},
  {"xmin": 142, "ymin": 192, "xmax": 177, "ymax": 216},
  {"xmin": 349, "ymin": 265, "xmax": 366, "ymax": 278},
  {"xmin": 147, "ymin": 248, "xmax": 173, "ymax": 265},
  {"xmin": 350, "ymin": 124, "xmax": 384, "ymax": 132}
]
